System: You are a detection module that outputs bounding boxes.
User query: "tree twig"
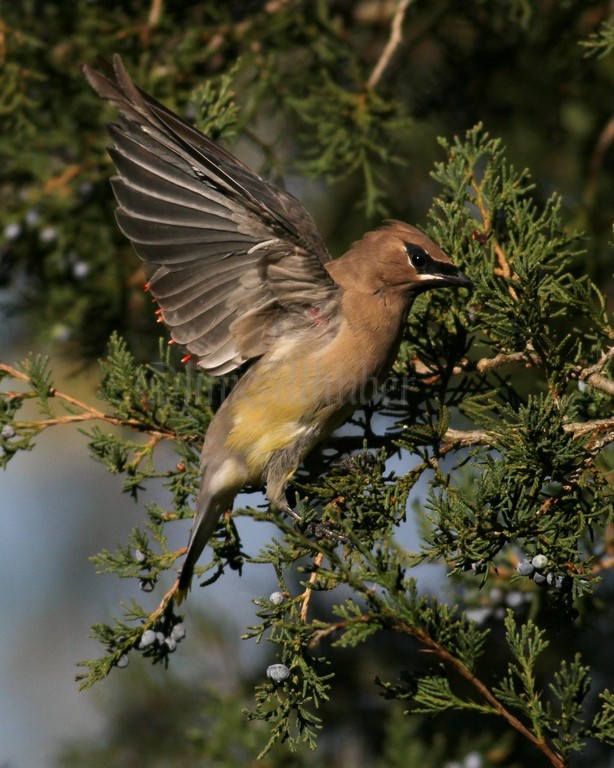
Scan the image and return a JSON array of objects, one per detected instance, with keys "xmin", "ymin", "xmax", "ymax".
[
  {"xmin": 443, "ymin": 418, "xmax": 614, "ymax": 450},
  {"xmin": 311, "ymin": 611, "xmax": 564, "ymax": 767},
  {"xmin": 367, "ymin": 0, "xmax": 414, "ymax": 90},
  {"xmin": 573, "ymin": 346, "xmax": 614, "ymax": 396},
  {"xmin": 299, "ymin": 552, "xmax": 325, "ymax": 622},
  {"xmin": 392, "ymin": 619, "xmax": 565, "ymax": 768},
  {"xmin": 455, "ymin": 348, "xmax": 614, "ymax": 397},
  {"xmin": 584, "ymin": 113, "xmax": 614, "ymax": 207},
  {"xmin": 0, "ymin": 360, "xmax": 171, "ymax": 438},
  {"xmin": 148, "ymin": 0, "xmax": 163, "ymax": 28},
  {"xmin": 474, "ymin": 350, "xmax": 539, "ymax": 372}
]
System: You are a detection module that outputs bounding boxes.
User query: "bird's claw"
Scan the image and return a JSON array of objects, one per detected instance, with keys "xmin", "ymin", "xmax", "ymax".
[
  {"xmin": 282, "ymin": 503, "xmax": 346, "ymax": 544},
  {"xmin": 304, "ymin": 519, "xmax": 347, "ymax": 544}
]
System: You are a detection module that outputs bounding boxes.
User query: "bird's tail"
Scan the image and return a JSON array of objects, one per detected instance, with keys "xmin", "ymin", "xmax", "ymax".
[{"xmin": 175, "ymin": 484, "xmax": 237, "ymax": 603}]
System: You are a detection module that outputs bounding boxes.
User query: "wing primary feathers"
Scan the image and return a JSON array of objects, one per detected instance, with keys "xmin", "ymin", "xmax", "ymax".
[{"xmin": 83, "ymin": 55, "xmax": 340, "ymax": 374}]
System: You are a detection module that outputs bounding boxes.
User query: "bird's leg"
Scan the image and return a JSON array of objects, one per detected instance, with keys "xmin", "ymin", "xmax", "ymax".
[
  {"xmin": 266, "ymin": 482, "xmax": 304, "ymax": 525},
  {"xmin": 266, "ymin": 471, "xmax": 345, "ymax": 543},
  {"xmin": 281, "ymin": 500, "xmax": 302, "ymax": 522}
]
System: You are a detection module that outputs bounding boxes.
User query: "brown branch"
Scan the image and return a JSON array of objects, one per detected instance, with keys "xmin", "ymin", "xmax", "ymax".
[
  {"xmin": 469, "ymin": 174, "xmax": 518, "ymax": 298},
  {"xmin": 585, "ymin": 113, "xmax": 614, "ymax": 207},
  {"xmin": 580, "ymin": 372, "xmax": 614, "ymax": 396},
  {"xmin": 443, "ymin": 418, "xmax": 614, "ymax": 452},
  {"xmin": 443, "ymin": 427, "xmax": 491, "ymax": 447},
  {"xmin": 459, "ymin": 347, "xmax": 614, "ymax": 397},
  {"xmin": 0, "ymin": 360, "xmax": 171, "ymax": 438},
  {"xmin": 148, "ymin": 0, "xmax": 163, "ymax": 27},
  {"xmin": 393, "ymin": 620, "xmax": 565, "ymax": 768},
  {"xmin": 149, "ymin": 575, "xmax": 182, "ymax": 623},
  {"xmin": 475, "ymin": 351, "xmax": 539, "ymax": 372},
  {"xmin": 366, "ymin": 0, "xmax": 414, "ymax": 90},
  {"xmin": 299, "ymin": 552, "xmax": 325, "ymax": 622},
  {"xmin": 565, "ymin": 416, "xmax": 614, "ymax": 437},
  {"xmin": 44, "ymin": 164, "xmax": 85, "ymax": 195},
  {"xmin": 137, "ymin": 0, "xmax": 164, "ymax": 43},
  {"xmin": 18, "ymin": 413, "xmax": 140, "ymax": 432},
  {"xmin": 311, "ymin": 612, "xmax": 564, "ymax": 767},
  {"xmin": 573, "ymin": 346, "xmax": 614, "ymax": 396}
]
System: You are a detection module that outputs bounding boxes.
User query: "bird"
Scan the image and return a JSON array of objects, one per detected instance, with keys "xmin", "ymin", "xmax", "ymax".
[{"xmin": 83, "ymin": 55, "xmax": 472, "ymax": 599}]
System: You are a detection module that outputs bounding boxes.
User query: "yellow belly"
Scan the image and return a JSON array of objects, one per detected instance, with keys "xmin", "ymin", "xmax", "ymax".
[
  {"xmin": 224, "ymin": 356, "xmax": 343, "ymax": 478},
  {"xmin": 222, "ymin": 304, "xmax": 400, "ymax": 480}
]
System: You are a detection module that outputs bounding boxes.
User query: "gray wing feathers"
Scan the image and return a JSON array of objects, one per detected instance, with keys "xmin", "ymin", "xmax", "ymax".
[{"xmin": 84, "ymin": 56, "xmax": 339, "ymax": 373}]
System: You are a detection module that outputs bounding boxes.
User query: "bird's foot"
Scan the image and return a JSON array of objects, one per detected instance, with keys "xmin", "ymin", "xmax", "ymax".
[
  {"xmin": 304, "ymin": 519, "xmax": 347, "ymax": 544},
  {"xmin": 281, "ymin": 503, "xmax": 346, "ymax": 544},
  {"xmin": 283, "ymin": 504, "xmax": 303, "ymax": 522}
]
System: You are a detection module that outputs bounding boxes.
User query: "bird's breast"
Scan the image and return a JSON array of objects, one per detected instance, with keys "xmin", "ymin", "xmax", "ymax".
[{"xmin": 223, "ymin": 292, "xmax": 408, "ymax": 478}]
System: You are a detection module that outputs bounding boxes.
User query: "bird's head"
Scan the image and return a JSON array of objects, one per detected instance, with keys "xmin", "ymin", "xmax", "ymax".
[{"xmin": 330, "ymin": 220, "xmax": 472, "ymax": 298}]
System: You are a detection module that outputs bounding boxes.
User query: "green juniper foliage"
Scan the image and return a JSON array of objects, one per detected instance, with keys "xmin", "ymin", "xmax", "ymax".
[
  {"xmin": 1, "ymin": 2, "xmax": 614, "ymax": 767},
  {"xmin": 2, "ymin": 91, "xmax": 613, "ymax": 765},
  {"xmin": 2, "ymin": 122, "xmax": 613, "ymax": 767}
]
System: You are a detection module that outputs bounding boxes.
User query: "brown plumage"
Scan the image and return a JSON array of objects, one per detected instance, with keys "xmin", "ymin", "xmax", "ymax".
[{"xmin": 83, "ymin": 55, "xmax": 472, "ymax": 599}]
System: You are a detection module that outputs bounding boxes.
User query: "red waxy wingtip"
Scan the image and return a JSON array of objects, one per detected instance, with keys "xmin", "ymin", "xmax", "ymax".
[
  {"xmin": 168, "ymin": 339, "xmax": 176, "ymax": 345},
  {"xmin": 181, "ymin": 354, "xmax": 193, "ymax": 364},
  {"xmin": 144, "ymin": 282, "xmax": 151, "ymax": 292}
]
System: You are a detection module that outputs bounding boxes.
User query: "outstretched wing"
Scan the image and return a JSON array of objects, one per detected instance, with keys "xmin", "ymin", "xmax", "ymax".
[{"xmin": 83, "ymin": 55, "xmax": 339, "ymax": 375}]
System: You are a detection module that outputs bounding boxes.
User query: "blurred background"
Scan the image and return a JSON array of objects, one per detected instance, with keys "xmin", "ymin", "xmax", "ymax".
[{"xmin": 1, "ymin": 1, "xmax": 613, "ymax": 766}]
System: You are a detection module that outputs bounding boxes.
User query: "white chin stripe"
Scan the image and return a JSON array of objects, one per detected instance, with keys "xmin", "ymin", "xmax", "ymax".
[{"xmin": 416, "ymin": 272, "xmax": 446, "ymax": 280}]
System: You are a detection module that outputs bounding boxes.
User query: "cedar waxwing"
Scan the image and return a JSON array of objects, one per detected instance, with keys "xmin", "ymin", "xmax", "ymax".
[{"xmin": 83, "ymin": 56, "xmax": 472, "ymax": 599}]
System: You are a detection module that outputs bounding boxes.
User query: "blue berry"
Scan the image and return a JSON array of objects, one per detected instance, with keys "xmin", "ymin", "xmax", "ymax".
[
  {"xmin": 2, "ymin": 424, "xmax": 15, "ymax": 439},
  {"xmin": 533, "ymin": 572, "xmax": 547, "ymax": 586},
  {"xmin": 464, "ymin": 752, "xmax": 483, "ymax": 768},
  {"xmin": 72, "ymin": 261, "xmax": 90, "ymax": 279},
  {"xmin": 269, "ymin": 591, "xmax": 285, "ymax": 605},
  {"xmin": 4, "ymin": 222, "xmax": 22, "ymax": 240},
  {"xmin": 139, "ymin": 578, "xmax": 155, "ymax": 592},
  {"xmin": 39, "ymin": 226, "xmax": 57, "ymax": 243},
  {"xmin": 26, "ymin": 209, "xmax": 41, "ymax": 227},
  {"xmin": 116, "ymin": 654, "xmax": 129, "ymax": 668},
  {"xmin": 164, "ymin": 637, "xmax": 177, "ymax": 653},
  {"xmin": 266, "ymin": 663, "xmax": 290, "ymax": 683},
  {"xmin": 517, "ymin": 559, "xmax": 535, "ymax": 577},
  {"xmin": 532, "ymin": 554, "xmax": 548, "ymax": 570},
  {"xmin": 506, "ymin": 591, "xmax": 524, "ymax": 608},
  {"xmin": 171, "ymin": 623, "xmax": 186, "ymax": 641},
  {"xmin": 138, "ymin": 629, "xmax": 157, "ymax": 649},
  {"xmin": 134, "ymin": 549, "xmax": 147, "ymax": 564}
]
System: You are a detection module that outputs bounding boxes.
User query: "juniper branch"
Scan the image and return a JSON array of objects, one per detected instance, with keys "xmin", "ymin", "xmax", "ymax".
[
  {"xmin": 0, "ymin": 360, "xmax": 173, "ymax": 438},
  {"xmin": 367, "ymin": 0, "xmax": 414, "ymax": 90},
  {"xmin": 390, "ymin": 618, "xmax": 566, "ymax": 768}
]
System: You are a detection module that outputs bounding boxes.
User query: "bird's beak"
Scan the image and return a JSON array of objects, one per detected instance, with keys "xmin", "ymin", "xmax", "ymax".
[
  {"xmin": 444, "ymin": 269, "xmax": 473, "ymax": 290},
  {"xmin": 414, "ymin": 266, "xmax": 473, "ymax": 292}
]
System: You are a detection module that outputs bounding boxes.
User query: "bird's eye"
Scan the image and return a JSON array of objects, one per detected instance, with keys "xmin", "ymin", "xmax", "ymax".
[{"xmin": 405, "ymin": 244, "xmax": 429, "ymax": 270}]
